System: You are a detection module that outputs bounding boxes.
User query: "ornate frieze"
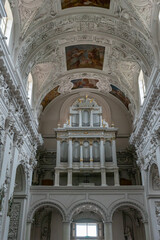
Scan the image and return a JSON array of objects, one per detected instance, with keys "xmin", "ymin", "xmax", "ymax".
[
  {"xmin": 17, "ymin": 14, "xmax": 154, "ymax": 75},
  {"xmin": 8, "ymin": 202, "xmax": 21, "ymax": 240}
]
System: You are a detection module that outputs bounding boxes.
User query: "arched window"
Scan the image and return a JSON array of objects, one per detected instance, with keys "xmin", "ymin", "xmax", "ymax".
[
  {"xmin": 93, "ymin": 141, "xmax": 100, "ymax": 162},
  {"xmin": 83, "ymin": 141, "xmax": 90, "ymax": 162},
  {"xmin": 82, "ymin": 110, "xmax": 90, "ymax": 127},
  {"xmin": 27, "ymin": 73, "xmax": 33, "ymax": 105},
  {"xmin": 105, "ymin": 141, "xmax": 112, "ymax": 162},
  {"xmin": 73, "ymin": 141, "xmax": 80, "ymax": 162},
  {"xmin": 72, "ymin": 114, "xmax": 79, "ymax": 127},
  {"xmin": 138, "ymin": 70, "xmax": 146, "ymax": 106},
  {"xmin": 93, "ymin": 114, "xmax": 100, "ymax": 127},
  {"xmin": 0, "ymin": 0, "xmax": 13, "ymax": 45},
  {"xmin": 61, "ymin": 141, "xmax": 68, "ymax": 162}
]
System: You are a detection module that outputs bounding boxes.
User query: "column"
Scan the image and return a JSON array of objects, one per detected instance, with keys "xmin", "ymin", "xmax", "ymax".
[
  {"xmin": 63, "ymin": 221, "xmax": 70, "ymax": 240},
  {"xmin": 68, "ymin": 139, "xmax": 72, "ymax": 168},
  {"xmin": 54, "ymin": 170, "xmax": 59, "ymax": 186},
  {"xmin": 143, "ymin": 222, "xmax": 151, "ymax": 240},
  {"xmin": 79, "ymin": 110, "xmax": 82, "ymax": 127},
  {"xmin": 69, "ymin": 115, "xmax": 72, "ymax": 127},
  {"xmin": 56, "ymin": 139, "xmax": 61, "ymax": 167},
  {"xmin": 114, "ymin": 169, "xmax": 120, "ymax": 186},
  {"xmin": 111, "ymin": 138, "xmax": 117, "ymax": 165},
  {"xmin": 104, "ymin": 222, "xmax": 113, "ymax": 240},
  {"xmin": 90, "ymin": 110, "xmax": 93, "ymax": 127},
  {"xmin": 90, "ymin": 141, "xmax": 93, "ymax": 167},
  {"xmin": 101, "ymin": 168, "xmax": 106, "ymax": 186},
  {"xmin": 100, "ymin": 115, "xmax": 103, "ymax": 127},
  {"xmin": 67, "ymin": 169, "xmax": 72, "ymax": 186},
  {"xmin": 156, "ymin": 139, "xmax": 160, "ymax": 176},
  {"xmin": 80, "ymin": 141, "xmax": 83, "ymax": 168},
  {"xmin": 100, "ymin": 138, "xmax": 105, "ymax": 167},
  {"xmin": 26, "ymin": 221, "xmax": 32, "ymax": 240}
]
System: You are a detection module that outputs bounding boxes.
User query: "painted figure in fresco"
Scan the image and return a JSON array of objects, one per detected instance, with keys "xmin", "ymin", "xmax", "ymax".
[
  {"xmin": 61, "ymin": 0, "xmax": 110, "ymax": 9},
  {"xmin": 66, "ymin": 45, "xmax": 105, "ymax": 70},
  {"xmin": 71, "ymin": 79, "xmax": 98, "ymax": 89}
]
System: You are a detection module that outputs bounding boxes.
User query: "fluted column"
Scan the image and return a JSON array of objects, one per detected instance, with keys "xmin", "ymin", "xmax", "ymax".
[
  {"xmin": 68, "ymin": 139, "xmax": 72, "ymax": 168},
  {"xmin": 114, "ymin": 169, "xmax": 120, "ymax": 186},
  {"xmin": 69, "ymin": 114, "xmax": 72, "ymax": 127},
  {"xmin": 54, "ymin": 170, "xmax": 59, "ymax": 186},
  {"xmin": 104, "ymin": 222, "xmax": 113, "ymax": 240},
  {"xmin": 156, "ymin": 138, "xmax": 160, "ymax": 175},
  {"xmin": 67, "ymin": 169, "xmax": 72, "ymax": 186},
  {"xmin": 80, "ymin": 141, "xmax": 83, "ymax": 168},
  {"xmin": 90, "ymin": 141, "xmax": 93, "ymax": 167},
  {"xmin": 100, "ymin": 115, "xmax": 103, "ymax": 127},
  {"xmin": 79, "ymin": 110, "xmax": 82, "ymax": 127},
  {"xmin": 90, "ymin": 110, "xmax": 93, "ymax": 127},
  {"xmin": 101, "ymin": 168, "xmax": 106, "ymax": 186},
  {"xmin": 111, "ymin": 138, "xmax": 117, "ymax": 165},
  {"xmin": 100, "ymin": 138, "xmax": 105, "ymax": 167},
  {"xmin": 56, "ymin": 139, "xmax": 61, "ymax": 167}
]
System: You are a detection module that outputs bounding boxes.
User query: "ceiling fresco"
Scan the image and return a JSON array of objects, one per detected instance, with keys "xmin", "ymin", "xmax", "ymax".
[
  {"xmin": 41, "ymin": 86, "xmax": 60, "ymax": 110},
  {"xmin": 71, "ymin": 79, "xmax": 98, "ymax": 89},
  {"xmin": 66, "ymin": 45, "xmax": 105, "ymax": 70},
  {"xmin": 61, "ymin": 0, "xmax": 110, "ymax": 10},
  {"xmin": 40, "ymin": 81, "xmax": 130, "ymax": 111},
  {"xmin": 110, "ymin": 85, "xmax": 130, "ymax": 110}
]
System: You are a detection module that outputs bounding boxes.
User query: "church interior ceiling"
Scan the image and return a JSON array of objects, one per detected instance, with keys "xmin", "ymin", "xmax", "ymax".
[{"xmin": 8, "ymin": 0, "xmax": 156, "ymax": 117}]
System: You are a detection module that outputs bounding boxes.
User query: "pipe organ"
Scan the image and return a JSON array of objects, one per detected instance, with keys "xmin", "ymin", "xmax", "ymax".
[{"xmin": 54, "ymin": 97, "xmax": 119, "ymax": 186}]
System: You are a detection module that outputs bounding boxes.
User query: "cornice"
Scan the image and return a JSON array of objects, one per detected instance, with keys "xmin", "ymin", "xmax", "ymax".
[
  {"xmin": 130, "ymin": 67, "xmax": 160, "ymax": 145},
  {"xmin": 17, "ymin": 14, "xmax": 154, "ymax": 76},
  {"xmin": 0, "ymin": 35, "xmax": 43, "ymax": 146}
]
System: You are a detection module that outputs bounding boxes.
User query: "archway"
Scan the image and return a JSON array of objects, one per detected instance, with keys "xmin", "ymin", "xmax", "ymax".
[
  {"xmin": 8, "ymin": 164, "xmax": 27, "ymax": 240},
  {"xmin": 112, "ymin": 205, "xmax": 146, "ymax": 240},
  {"xmin": 30, "ymin": 206, "xmax": 63, "ymax": 240}
]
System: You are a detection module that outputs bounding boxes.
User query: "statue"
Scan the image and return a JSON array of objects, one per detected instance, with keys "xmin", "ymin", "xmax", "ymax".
[{"xmin": 124, "ymin": 227, "xmax": 133, "ymax": 240}]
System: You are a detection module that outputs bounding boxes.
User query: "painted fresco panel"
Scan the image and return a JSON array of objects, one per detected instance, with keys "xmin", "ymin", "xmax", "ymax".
[
  {"xmin": 61, "ymin": 0, "xmax": 110, "ymax": 9},
  {"xmin": 66, "ymin": 45, "xmax": 105, "ymax": 70},
  {"xmin": 41, "ymin": 86, "xmax": 60, "ymax": 110},
  {"xmin": 110, "ymin": 85, "xmax": 130, "ymax": 109},
  {"xmin": 71, "ymin": 79, "xmax": 98, "ymax": 89}
]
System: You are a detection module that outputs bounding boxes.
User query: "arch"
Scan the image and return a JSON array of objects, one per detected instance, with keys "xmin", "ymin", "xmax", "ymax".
[
  {"xmin": 59, "ymin": 92, "xmax": 112, "ymax": 126},
  {"xmin": 149, "ymin": 162, "xmax": 160, "ymax": 192},
  {"xmin": 67, "ymin": 201, "xmax": 108, "ymax": 222},
  {"xmin": 0, "ymin": 0, "xmax": 13, "ymax": 45},
  {"xmin": 14, "ymin": 164, "xmax": 27, "ymax": 194},
  {"xmin": 108, "ymin": 200, "xmax": 148, "ymax": 223},
  {"xmin": 27, "ymin": 72, "xmax": 33, "ymax": 105},
  {"xmin": 138, "ymin": 70, "xmax": 146, "ymax": 106},
  {"xmin": 27, "ymin": 200, "xmax": 66, "ymax": 222}
]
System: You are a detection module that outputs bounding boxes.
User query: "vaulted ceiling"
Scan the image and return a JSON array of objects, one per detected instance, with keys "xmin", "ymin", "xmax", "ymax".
[{"xmin": 9, "ymin": 0, "xmax": 158, "ymax": 119}]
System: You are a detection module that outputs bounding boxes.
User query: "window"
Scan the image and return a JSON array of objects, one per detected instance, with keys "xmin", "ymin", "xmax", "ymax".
[
  {"xmin": 138, "ymin": 70, "xmax": 146, "ymax": 105},
  {"xmin": 0, "ymin": 0, "xmax": 13, "ymax": 45},
  {"xmin": 76, "ymin": 223, "xmax": 97, "ymax": 238},
  {"xmin": 27, "ymin": 73, "xmax": 33, "ymax": 105}
]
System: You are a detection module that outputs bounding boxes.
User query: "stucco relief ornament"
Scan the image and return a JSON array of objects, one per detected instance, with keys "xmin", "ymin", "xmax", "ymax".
[
  {"xmin": 153, "ymin": 174, "xmax": 160, "ymax": 190},
  {"xmin": 58, "ymin": 81, "xmax": 73, "ymax": 94},
  {"xmin": 155, "ymin": 202, "xmax": 160, "ymax": 225},
  {"xmin": 96, "ymin": 80, "xmax": 112, "ymax": 93}
]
